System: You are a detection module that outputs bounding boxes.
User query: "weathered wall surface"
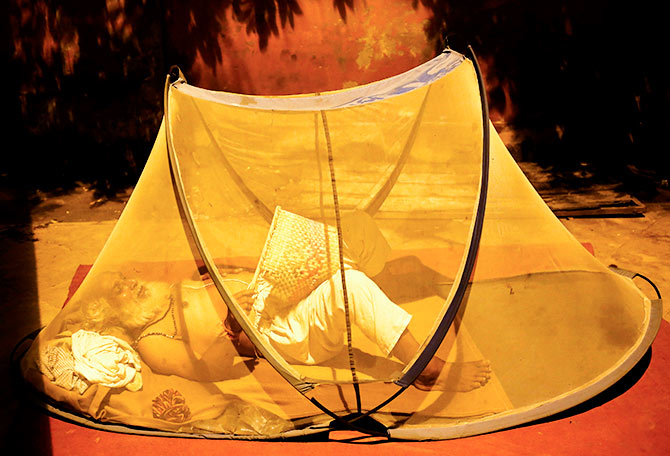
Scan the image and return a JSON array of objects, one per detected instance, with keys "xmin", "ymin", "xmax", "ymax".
[{"xmin": 169, "ymin": 1, "xmax": 436, "ymax": 94}]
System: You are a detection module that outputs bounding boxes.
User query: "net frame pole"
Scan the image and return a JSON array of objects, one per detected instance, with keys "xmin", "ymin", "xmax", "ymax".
[
  {"xmin": 163, "ymin": 70, "xmax": 315, "ymax": 394},
  {"xmin": 311, "ymin": 45, "xmax": 492, "ymax": 432},
  {"xmin": 395, "ymin": 44, "xmax": 491, "ymax": 388}
]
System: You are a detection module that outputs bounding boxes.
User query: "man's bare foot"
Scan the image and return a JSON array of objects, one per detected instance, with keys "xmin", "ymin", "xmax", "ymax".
[{"xmin": 413, "ymin": 359, "xmax": 492, "ymax": 392}]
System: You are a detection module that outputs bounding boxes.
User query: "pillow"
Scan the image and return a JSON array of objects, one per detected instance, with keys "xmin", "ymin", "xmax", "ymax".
[{"xmin": 250, "ymin": 207, "xmax": 342, "ymax": 314}]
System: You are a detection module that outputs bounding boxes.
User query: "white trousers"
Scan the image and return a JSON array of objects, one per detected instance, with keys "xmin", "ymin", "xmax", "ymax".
[{"xmin": 263, "ymin": 269, "xmax": 412, "ymax": 365}]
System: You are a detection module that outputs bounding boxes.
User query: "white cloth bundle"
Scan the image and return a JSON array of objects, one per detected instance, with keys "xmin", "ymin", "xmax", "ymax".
[
  {"xmin": 37, "ymin": 344, "xmax": 90, "ymax": 394},
  {"xmin": 71, "ymin": 330, "xmax": 143, "ymax": 391}
]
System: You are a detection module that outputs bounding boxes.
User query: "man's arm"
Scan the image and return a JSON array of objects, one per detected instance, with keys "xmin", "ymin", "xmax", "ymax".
[
  {"xmin": 223, "ymin": 289, "xmax": 262, "ymax": 358},
  {"xmin": 136, "ymin": 335, "xmax": 237, "ymax": 382}
]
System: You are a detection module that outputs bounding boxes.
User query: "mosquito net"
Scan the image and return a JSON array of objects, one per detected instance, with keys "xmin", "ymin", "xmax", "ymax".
[{"xmin": 20, "ymin": 49, "xmax": 661, "ymax": 440}]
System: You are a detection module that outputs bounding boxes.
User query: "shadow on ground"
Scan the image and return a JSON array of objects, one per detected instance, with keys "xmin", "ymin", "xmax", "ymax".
[{"xmin": 0, "ymin": 187, "xmax": 52, "ymax": 453}]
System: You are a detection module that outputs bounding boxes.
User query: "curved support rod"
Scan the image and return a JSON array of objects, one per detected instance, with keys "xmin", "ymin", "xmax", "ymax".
[
  {"xmin": 396, "ymin": 44, "xmax": 490, "ymax": 387},
  {"xmin": 357, "ymin": 86, "xmax": 432, "ymax": 216},
  {"xmin": 188, "ymin": 97, "xmax": 274, "ymax": 223},
  {"xmin": 163, "ymin": 74, "xmax": 314, "ymax": 394}
]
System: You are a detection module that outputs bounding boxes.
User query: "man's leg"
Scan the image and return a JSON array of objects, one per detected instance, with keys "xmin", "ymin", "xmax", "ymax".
[
  {"xmin": 262, "ymin": 269, "xmax": 406, "ymax": 364},
  {"xmin": 271, "ymin": 268, "xmax": 492, "ymax": 392},
  {"xmin": 390, "ymin": 328, "xmax": 491, "ymax": 392}
]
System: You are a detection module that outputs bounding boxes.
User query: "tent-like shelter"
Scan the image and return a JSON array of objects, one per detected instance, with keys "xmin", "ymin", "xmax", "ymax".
[{"xmin": 18, "ymin": 48, "xmax": 662, "ymax": 440}]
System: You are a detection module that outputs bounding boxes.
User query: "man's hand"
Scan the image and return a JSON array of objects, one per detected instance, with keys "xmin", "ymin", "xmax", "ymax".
[
  {"xmin": 233, "ymin": 289, "xmax": 255, "ymax": 312},
  {"xmin": 223, "ymin": 289, "xmax": 256, "ymax": 336}
]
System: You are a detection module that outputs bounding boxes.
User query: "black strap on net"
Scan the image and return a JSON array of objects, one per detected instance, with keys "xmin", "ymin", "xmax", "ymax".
[
  {"xmin": 609, "ymin": 265, "xmax": 663, "ymax": 300},
  {"xmin": 319, "ymin": 110, "xmax": 363, "ymax": 414}
]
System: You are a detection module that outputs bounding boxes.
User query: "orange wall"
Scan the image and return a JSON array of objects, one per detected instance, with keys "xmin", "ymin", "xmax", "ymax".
[{"xmin": 182, "ymin": 1, "xmax": 437, "ymax": 95}]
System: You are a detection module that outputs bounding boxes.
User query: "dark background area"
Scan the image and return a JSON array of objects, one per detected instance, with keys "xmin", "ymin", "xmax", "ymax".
[{"xmin": 3, "ymin": 0, "xmax": 669, "ymax": 202}]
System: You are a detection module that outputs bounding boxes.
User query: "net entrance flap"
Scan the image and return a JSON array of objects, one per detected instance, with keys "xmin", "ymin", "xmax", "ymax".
[{"xmin": 19, "ymin": 49, "xmax": 661, "ymax": 440}]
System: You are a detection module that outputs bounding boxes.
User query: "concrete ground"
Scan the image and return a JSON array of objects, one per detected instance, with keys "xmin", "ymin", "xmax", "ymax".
[{"xmin": 0, "ymin": 183, "xmax": 668, "ymax": 449}]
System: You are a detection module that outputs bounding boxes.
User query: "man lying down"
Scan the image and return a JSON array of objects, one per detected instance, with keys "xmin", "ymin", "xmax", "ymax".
[{"xmin": 72, "ymin": 211, "xmax": 492, "ymax": 392}]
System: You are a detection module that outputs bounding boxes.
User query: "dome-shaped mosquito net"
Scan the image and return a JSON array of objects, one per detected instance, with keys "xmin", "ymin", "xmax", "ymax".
[{"xmin": 19, "ymin": 48, "xmax": 661, "ymax": 440}]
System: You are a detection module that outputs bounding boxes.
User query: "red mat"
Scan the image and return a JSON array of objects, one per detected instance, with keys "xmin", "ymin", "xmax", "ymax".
[{"xmin": 17, "ymin": 265, "xmax": 670, "ymax": 456}]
